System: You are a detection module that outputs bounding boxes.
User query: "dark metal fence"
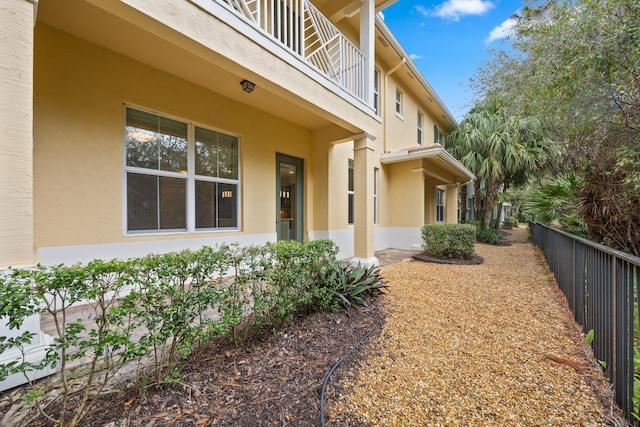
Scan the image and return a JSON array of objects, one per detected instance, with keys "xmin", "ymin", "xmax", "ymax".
[{"xmin": 529, "ymin": 222, "xmax": 640, "ymax": 422}]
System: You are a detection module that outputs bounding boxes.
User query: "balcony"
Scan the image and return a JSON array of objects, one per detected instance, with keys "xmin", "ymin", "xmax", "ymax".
[{"xmin": 216, "ymin": 0, "xmax": 366, "ymax": 102}]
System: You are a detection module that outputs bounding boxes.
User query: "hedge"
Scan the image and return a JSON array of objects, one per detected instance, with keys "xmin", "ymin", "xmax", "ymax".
[{"xmin": 421, "ymin": 224, "xmax": 476, "ymax": 258}]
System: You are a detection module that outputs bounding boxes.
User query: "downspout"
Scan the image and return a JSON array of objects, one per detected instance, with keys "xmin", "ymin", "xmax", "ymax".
[{"xmin": 383, "ymin": 57, "xmax": 406, "ymax": 154}]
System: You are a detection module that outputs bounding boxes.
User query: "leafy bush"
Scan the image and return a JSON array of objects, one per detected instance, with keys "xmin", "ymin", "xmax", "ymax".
[
  {"xmin": 421, "ymin": 224, "xmax": 476, "ymax": 258},
  {"xmin": 465, "ymin": 220, "xmax": 482, "ymax": 230},
  {"xmin": 0, "ymin": 239, "xmax": 343, "ymax": 426},
  {"xmin": 477, "ymin": 228, "xmax": 503, "ymax": 244},
  {"xmin": 502, "ymin": 216, "xmax": 516, "ymax": 229},
  {"xmin": 334, "ymin": 264, "xmax": 387, "ymax": 308}
]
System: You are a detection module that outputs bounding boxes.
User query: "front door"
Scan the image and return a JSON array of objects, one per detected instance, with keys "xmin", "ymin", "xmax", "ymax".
[{"xmin": 276, "ymin": 154, "xmax": 303, "ymax": 242}]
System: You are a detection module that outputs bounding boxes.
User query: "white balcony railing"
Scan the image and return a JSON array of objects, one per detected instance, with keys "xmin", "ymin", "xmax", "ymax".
[{"xmin": 220, "ymin": 0, "xmax": 366, "ymax": 101}]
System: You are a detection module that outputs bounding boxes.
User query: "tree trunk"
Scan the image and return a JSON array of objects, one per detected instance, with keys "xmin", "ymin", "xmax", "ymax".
[
  {"xmin": 460, "ymin": 185, "xmax": 468, "ymax": 222},
  {"xmin": 474, "ymin": 180, "xmax": 482, "ymax": 220},
  {"xmin": 494, "ymin": 202, "xmax": 504, "ymax": 229},
  {"xmin": 481, "ymin": 181, "xmax": 501, "ymax": 230}
]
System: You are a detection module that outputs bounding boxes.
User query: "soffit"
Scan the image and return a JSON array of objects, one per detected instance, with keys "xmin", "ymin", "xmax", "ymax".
[{"xmin": 36, "ymin": 0, "xmax": 349, "ymax": 132}]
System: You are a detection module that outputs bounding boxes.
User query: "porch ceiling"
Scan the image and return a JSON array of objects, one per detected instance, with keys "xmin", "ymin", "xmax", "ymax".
[{"xmin": 36, "ymin": 0, "xmax": 351, "ymax": 132}]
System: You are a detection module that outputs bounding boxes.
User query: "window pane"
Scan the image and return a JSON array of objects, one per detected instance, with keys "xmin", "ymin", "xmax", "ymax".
[
  {"xmin": 196, "ymin": 181, "xmax": 238, "ymax": 229},
  {"xmin": 127, "ymin": 173, "xmax": 186, "ymax": 232},
  {"xmin": 195, "ymin": 180, "xmax": 217, "ymax": 229},
  {"xmin": 126, "ymin": 108, "xmax": 187, "ymax": 172},
  {"xmin": 348, "ymin": 160, "xmax": 354, "ymax": 191},
  {"xmin": 195, "ymin": 127, "xmax": 238, "ymax": 179},
  {"xmin": 218, "ymin": 133, "xmax": 239, "ymax": 180},
  {"xmin": 127, "ymin": 173, "xmax": 158, "ymax": 231},
  {"xmin": 218, "ymin": 183, "xmax": 238, "ymax": 228},
  {"xmin": 159, "ymin": 176, "xmax": 187, "ymax": 229},
  {"xmin": 348, "ymin": 193, "xmax": 354, "ymax": 225},
  {"xmin": 195, "ymin": 127, "xmax": 219, "ymax": 177}
]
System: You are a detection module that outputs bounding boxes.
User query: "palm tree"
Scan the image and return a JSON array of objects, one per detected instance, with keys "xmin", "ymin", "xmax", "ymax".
[{"xmin": 447, "ymin": 96, "xmax": 558, "ymax": 229}]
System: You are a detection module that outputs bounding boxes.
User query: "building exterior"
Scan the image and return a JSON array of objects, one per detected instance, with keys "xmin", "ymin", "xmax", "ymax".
[{"xmin": 0, "ymin": 0, "xmax": 475, "ymax": 270}]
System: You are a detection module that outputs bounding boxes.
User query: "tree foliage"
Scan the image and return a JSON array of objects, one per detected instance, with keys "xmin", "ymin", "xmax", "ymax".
[
  {"xmin": 473, "ymin": 0, "xmax": 640, "ymax": 255},
  {"xmin": 447, "ymin": 96, "xmax": 558, "ymax": 229}
]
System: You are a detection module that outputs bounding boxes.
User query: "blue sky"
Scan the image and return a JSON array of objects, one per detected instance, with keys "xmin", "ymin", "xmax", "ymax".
[{"xmin": 382, "ymin": 0, "xmax": 523, "ymax": 122}]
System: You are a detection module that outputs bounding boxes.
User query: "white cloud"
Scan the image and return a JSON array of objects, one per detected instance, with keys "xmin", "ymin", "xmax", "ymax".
[
  {"xmin": 485, "ymin": 17, "xmax": 517, "ymax": 43},
  {"xmin": 410, "ymin": 53, "xmax": 423, "ymax": 60},
  {"xmin": 431, "ymin": 0, "xmax": 494, "ymax": 21}
]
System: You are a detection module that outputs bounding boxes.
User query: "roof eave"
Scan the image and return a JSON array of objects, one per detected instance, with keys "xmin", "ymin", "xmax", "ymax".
[{"xmin": 380, "ymin": 147, "xmax": 476, "ymax": 182}]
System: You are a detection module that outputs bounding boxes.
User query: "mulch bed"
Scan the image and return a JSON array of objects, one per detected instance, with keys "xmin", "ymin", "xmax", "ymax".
[{"xmin": 24, "ymin": 305, "xmax": 385, "ymax": 427}]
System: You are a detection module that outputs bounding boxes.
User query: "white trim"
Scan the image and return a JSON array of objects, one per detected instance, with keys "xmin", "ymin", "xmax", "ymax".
[
  {"xmin": 0, "ymin": 313, "xmax": 55, "ymax": 392},
  {"xmin": 350, "ymin": 256, "xmax": 379, "ymax": 268},
  {"xmin": 374, "ymin": 227, "xmax": 423, "ymax": 251},
  {"xmin": 36, "ymin": 233, "xmax": 276, "ymax": 266}
]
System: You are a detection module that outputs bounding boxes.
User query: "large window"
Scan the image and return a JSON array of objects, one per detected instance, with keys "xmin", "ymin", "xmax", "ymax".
[
  {"xmin": 436, "ymin": 188, "xmax": 445, "ymax": 222},
  {"xmin": 125, "ymin": 107, "xmax": 239, "ymax": 233},
  {"xmin": 348, "ymin": 160, "xmax": 354, "ymax": 225},
  {"xmin": 417, "ymin": 111, "xmax": 424, "ymax": 145}
]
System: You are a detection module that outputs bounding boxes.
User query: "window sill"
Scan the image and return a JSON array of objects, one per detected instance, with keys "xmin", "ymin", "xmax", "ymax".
[{"xmin": 125, "ymin": 228, "xmax": 240, "ymax": 237}]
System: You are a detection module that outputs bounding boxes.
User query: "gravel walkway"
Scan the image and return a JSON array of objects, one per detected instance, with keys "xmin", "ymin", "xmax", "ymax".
[{"xmin": 332, "ymin": 226, "xmax": 618, "ymax": 426}]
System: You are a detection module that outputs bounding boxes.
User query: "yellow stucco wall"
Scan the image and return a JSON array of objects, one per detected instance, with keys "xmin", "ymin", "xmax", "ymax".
[
  {"xmin": 386, "ymin": 161, "xmax": 424, "ymax": 227},
  {"xmin": 33, "ymin": 24, "xmax": 314, "ymax": 248}
]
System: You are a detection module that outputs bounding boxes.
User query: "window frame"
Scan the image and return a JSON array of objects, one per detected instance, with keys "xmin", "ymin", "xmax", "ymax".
[
  {"xmin": 417, "ymin": 110, "xmax": 424, "ymax": 145},
  {"xmin": 123, "ymin": 106, "xmax": 241, "ymax": 235},
  {"xmin": 373, "ymin": 69, "xmax": 380, "ymax": 115},
  {"xmin": 395, "ymin": 89, "xmax": 403, "ymax": 118},
  {"xmin": 434, "ymin": 125, "xmax": 444, "ymax": 145},
  {"xmin": 436, "ymin": 188, "xmax": 445, "ymax": 222},
  {"xmin": 373, "ymin": 167, "xmax": 379, "ymax": 225}
]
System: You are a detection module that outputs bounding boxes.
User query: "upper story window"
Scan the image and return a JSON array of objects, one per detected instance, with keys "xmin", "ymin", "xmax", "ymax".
[
  {"xmin": 436, "ymin": 188, "xmax": 445, "ymax": 222},
  {"xmin": 373, "ymin": 69, "xmax": 380, "ymax": 115},
  {"xmin": 417, "ymin": 111, "xmax": 424, "ymax": 145},
  {"xmin": 434, "ymin": 125, "xmax": 444, "ymax": 145},
  {"xmin": 125, "ymin": 107, "xmax": 239, "ymax": 233},
  {"xmin": 395, "ymin": 89, "xmax": 403, "ymax": 117},
  {"xmin": 348, "ymin": 160, "xmax": 354, "ymax": 225}
]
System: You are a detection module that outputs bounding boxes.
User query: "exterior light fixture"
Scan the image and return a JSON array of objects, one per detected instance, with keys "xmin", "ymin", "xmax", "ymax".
[{"xmin": 240, "ymin": 79, "xmax": 255, "ymax": 93}]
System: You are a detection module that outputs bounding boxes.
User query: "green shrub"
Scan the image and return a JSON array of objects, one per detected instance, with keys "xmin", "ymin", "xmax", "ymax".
[
  {"xmin": 477, "ymin": 228, "xmax": 503, "ymax": 244},
  {"xmin": 334, "ymin": 264, "xmax": 387, "ymax": 308},
  {"xmin": 502, "ymin": 216, "xmax": 516, "ymax": 230},
  {"xmin": 0, "ymin": 239, "xmax": 343, "ymax": 425},
  {"xmin": 466, "ymin": 220, "xmax": 482, "ymax": 230},
  {"xmin": 421, "ymin": 224, "xmax": 476, "ymax": 258}
]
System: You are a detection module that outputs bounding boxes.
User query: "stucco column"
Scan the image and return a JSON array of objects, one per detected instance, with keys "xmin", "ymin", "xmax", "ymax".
[
  {"xmin": 0, "ymin": 0, "xmax": 37, "ymax": 268},
  {"xmin": 445, "ymin": 184, "xmax": 458, "ymax": 224},
  {"xmin": 360, "ymin": 0, "xmax": 375, "ymax": 105},
  {"xmin": 351, "ymin": 134, "xmax": 378, "ymax": 267}
]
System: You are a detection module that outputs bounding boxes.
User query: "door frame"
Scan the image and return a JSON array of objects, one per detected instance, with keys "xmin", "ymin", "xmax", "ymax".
[{"xmin": 276, "ymin": 153, "xmax": 304, "ymax": 242}]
